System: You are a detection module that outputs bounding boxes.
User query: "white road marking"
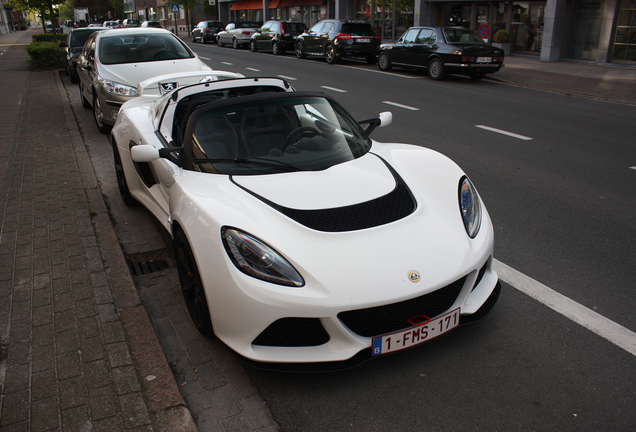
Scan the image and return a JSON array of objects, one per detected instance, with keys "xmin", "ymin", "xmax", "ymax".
[
  {"xmin": 221, "ymin": 62, "xmax": 233, "ymax": 65},
  {"xmin": 321, "ymin": 86, "xmax": 347, "ymax": 93},
  {"xmin": 630, "ymin": 166, "xmax": 636, "ymax": 171},
  {"xmin": 476, "ymin": 125, "xmax": 533, "ymax": 140},
  {"xmin": 198, "ymin": 56, "xmax": 211, "ymax": 60},
  {"xmin": 493, "ymin": 259, "xmax": 636, "ymax": 357},
  {"xmin": 338, "ymin": 65, "xmax": 419, "ymax": 78},
  {"xmin": 277, "ymin": 75, "xmax": 297, "ymax": 81},
  {"xmin": 246, "ymin": 67, "xmax": 260, "ymax": 71},
  {"xmin": 382, "ymin": 101, "xmax": 420, "ymax": 111}
]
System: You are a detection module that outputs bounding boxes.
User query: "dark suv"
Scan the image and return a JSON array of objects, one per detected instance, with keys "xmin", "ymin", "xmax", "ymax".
[
  {"xmin": 60, "ymin": 26, "xmax": 108, "ymax": 83},
  {"xmin": 250, "ymin": 21, "xmax": 308, "ymax": 55},
  {"xmin": 192, "ymin": 21, "xmax": 224, "ymax": 44},
  {"xmin": 295, "ymin": 20, "xmax": 380, "ymax": 64}
]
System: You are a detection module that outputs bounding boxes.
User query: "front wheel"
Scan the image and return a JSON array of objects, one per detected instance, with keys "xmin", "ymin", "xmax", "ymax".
[
  {"xmin": 378, "ymin": 52, "xmax": 392, "ymax": 71},
  {"xmin": 112, "ymin": 140, "xmax": 136, "ymax": 206},
  {"xmin": 325, "ymin": 44, "xmax": 339, "ymax": 64},
  {"xmin": 93, "ymin": 93, "xmax": 111, "ymax": 134},
  {"xmin": 217, "ymin": 37, "xmax": 224, "ymax": 47},
  {"xmin": 428, "ymin": 58, "xmax": 446, "ymax": 80},
  {"xmin": 272, "ymin": 41, "xmax": 283, "ymax": 55},
  {"xmin": 174, "ymin": 229, "xmax": 213, "ymax": 337},
  {"xmin": 295, "ymin": 42, "xmax": 306, "ymax": 59},
  {"xmin": 250, "ymin": 40, "xmax": 257, "ymax": 52},
  {"xmin": 232, "ymin": 38, "xmax": 240, "ymax": 49}
]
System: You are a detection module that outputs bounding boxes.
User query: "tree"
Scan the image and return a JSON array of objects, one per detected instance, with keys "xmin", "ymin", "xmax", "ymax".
[
  {"xmin": 178, "ymin": 0, "xmax": 203, "ymax": 35},
  {"xmin": 8, "ymin": 0, "xmax": 65, "ymax": 35}
]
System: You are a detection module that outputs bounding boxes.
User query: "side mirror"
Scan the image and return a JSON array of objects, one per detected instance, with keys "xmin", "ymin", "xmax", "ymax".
[
  {"xmin": 359, "ymin": 111, "xmax": 393, "ymax": 135},
  {"xmin": 131, "ymin": 145, "xmax": 160, "ymax": 162},
  {"xmin": 377, "ymin": 111, "xmax": 392, "ymax": 128}
]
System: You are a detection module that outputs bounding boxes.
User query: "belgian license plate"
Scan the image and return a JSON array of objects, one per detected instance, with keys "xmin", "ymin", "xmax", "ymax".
[
  {"xmin": 371, "ymin": 308, "xmax": 460, "ymax": 356},
  {"xmin": 477, "ymin": 57, "xmax": 492, "ymax": 63},
  {"xmin": 358, "ymin": 38, "xmax": 371, "ymax": 43}
]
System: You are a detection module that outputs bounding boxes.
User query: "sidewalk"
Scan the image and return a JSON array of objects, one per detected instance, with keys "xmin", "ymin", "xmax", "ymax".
[{"xmin": 0, "ymin": 29, "xmax": 196, "ymax": 431}]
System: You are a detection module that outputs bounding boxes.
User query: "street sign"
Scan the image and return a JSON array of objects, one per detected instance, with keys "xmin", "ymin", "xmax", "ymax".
[
  {"xmin": 478, "ymin": 24, "xmax": 490, "ymax": 39},
  {"xmin": 170, "ymin": 3, "xmax": 180, "ymax": 13}
]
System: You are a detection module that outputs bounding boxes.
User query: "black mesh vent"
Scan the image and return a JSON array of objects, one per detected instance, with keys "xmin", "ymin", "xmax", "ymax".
[
  {"xmin": 278, "ymin": 181, "xmax": 415, "ymax": 232},
  {"xmin": 472, "ymin": 261, "xmax": 488, "ymax": 292},
  {"xmin": 338, "ymin": 277, "xmax": 466, "ymax": 337},
  {"xmin": 253, "ymin": 318, "xmax": 330, "ymax": 347}
]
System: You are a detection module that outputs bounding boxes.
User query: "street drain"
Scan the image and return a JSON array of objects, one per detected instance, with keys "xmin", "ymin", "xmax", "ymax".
[{"xmin": 128, "ymin": 259, "xmax": 170, "ymax": 276}]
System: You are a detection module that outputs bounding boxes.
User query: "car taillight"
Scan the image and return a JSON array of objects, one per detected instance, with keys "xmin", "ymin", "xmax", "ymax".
[
  {"xmin": 462, "ymin": 57, "xmax": 473, "ymax": 62},
  {"xmin": 335, "ymin": 33, "xmax": 351, "ymax": 41},
  {"xmin": 494, "ymin": 57, "xmax": 504, "ymax": 62},
  {"xmin": 242, "ymin": 31, "xmax": 251, "ymax": 35},
  {"xmin": 205, "ymin": 27, "xmax": 209, "ymax": 31},
  {"xmin": 281, "ymin": 26, "xmax": 285, "ymax": 35},
  {"xmin": 374, "ymin": 34, "xmax": 381, "ymax": 41}
]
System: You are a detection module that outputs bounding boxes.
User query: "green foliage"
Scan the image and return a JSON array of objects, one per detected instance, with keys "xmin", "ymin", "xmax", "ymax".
[
  {"xmin": 493, "ymin": 29, "xmax": 510, "ymax": 43},
  {"xmin": 26, "ymin": 41, "xmax": 65, "ymax": 69},
  {"xmin": 32, "ymin": 33, "xmax": 63, "ymax": 42}
]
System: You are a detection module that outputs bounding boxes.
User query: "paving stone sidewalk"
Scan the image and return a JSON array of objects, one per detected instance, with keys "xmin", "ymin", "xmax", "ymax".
[{"xmin": 0, "ymin": 32, "xmax": 195, "ymax": 431}]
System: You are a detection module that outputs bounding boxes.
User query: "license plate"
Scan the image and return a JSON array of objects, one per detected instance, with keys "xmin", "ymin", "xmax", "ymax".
[
  {"xmin": 476, "ymin": 57, "xmax": 492, "ymax": 63},
  {"xmin": 371, "ymin": 308, "xmax": 460, "ymax": 356},
  {"xmin": 357, "ymin": 38, "xmax": 371, "ymax": 43}
]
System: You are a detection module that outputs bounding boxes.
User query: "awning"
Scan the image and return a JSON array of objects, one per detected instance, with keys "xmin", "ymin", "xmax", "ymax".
[
  {"xmin": 230, "ymin": 0, "xmax": 266, "ymax": 10},
  {"xmin": 279, "ymin": 0, "xmax": 324, "ymax": 6},
  {"xmin": 268, "ymin": 0, "xmax": 281, "ymax": 8}
]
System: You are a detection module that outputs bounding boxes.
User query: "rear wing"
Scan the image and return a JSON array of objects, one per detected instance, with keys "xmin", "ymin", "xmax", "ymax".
[{"xmin": 137, "ymin": 71, "xmax": 245, "ymax": 97}]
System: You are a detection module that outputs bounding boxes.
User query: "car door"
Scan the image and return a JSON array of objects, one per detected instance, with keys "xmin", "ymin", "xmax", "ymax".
[
  {"xmin": 302, "ymin": 22, "xmax": 325, "ymax": 53},
  {"xmin": 389, "ymin": 28, "xmax": 420, "ymax": 65},
  {"xmin": 257, "ymin": 21, "xmax": 273, "ymax": 49},
  {"xmin": 78, "ymin": 33, "xmax": 98, "ymax": 105},
  {"xmin": 222, "ymin": 23, "xmax": 235, "ymax": 44},
  {"xmin": 407, "ymin": 28, "xmax": 437, "ymax": 67}
]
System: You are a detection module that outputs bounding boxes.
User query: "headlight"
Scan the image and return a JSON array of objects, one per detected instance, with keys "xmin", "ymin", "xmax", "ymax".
[
  {"xmin": 221, "ymin": 227, "xmax": 304, "ymax": 287},
  {"xmin": 100, "ymin": 79, "xmax": 138, "ymax": 97},
  {"xmin": 459, "ymin": 176, "xmax": 481, "ymax": 238}
]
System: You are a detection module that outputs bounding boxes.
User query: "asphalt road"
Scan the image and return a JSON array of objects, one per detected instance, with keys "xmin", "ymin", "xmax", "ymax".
[{"xmin": 184, "ymin": 42, "xmax": 636, "ymax": 431}]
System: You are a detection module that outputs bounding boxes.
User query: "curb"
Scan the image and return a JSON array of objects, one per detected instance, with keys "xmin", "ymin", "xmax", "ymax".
[{"xmin": 55, "ymin": 71, "xmax": 197, "ymax": 432}]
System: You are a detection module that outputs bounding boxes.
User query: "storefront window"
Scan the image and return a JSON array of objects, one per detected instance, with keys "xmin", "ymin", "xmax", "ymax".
[
  {"xmin": 375, "ymin": 0, "xmax": 414, "ymax": 40},
  {"xmin": 567, "ymin": 0, "xmax": 605, "ymax": 60},
  {"xmin": 612, "ymin": 0, "xmax": 636, "ymax": 63},
  {"xmin": 446, "ymin": 3, "xmax": 472, "ymax": 28},
  {"xmin": 510, "ymin": 1, "xmax": 545, "ymax": 54}
]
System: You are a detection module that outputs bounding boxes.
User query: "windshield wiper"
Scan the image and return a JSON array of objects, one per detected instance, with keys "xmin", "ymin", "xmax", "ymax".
[{"xmin": 193, "ymin": 157, "xmax": 304, "ymax": 172}]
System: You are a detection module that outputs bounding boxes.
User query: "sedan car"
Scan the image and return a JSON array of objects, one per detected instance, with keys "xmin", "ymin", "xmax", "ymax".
[
  {"xmin": 103, "ymin": 20, "xmax": 120, "ymax": 28},
  {"xmin": 191, "ymin": 20, "xmax": 224, "ymax": 43},
  {"xmin": 377, "ymin": 26, "xmax": 505, "ymax": 80},
  {"xmin": 250, "ymin": 20, "xmax": 308, "ymax": 55},
  {"xmin": 77, "ymin": 28, "xmax": 212, "ymax": 134},
  {"xmin": 216, "ymin": 21, "xmax": 260, "ymax": 48},
  {"xmin": 141, "ymin": 20, "xmax": 162, "ymax": 28},
  {"xmin": 295, "ymin": 19, "xmax": 381, "ymax": 64},
  {"xmin": 111, "ymin": 73, "xmax": 501, "ymax": 369},
  {"xmin": 60, "ymin": 26, "xmax": 108, "ymax": 83}
]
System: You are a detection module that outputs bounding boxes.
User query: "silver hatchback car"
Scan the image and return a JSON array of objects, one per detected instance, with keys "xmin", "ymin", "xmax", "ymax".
[{"xmin": 77, "ymin": 28, "xmax": 211, "ymax": 133}]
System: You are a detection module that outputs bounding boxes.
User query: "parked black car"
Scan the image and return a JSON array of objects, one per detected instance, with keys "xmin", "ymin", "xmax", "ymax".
[
  {"xmin": 295, "ymin": 20, "xmax": 380, "ymax": 64},
  {"xmin": 250, "ymin": 20, "xmax": 308, "ymax": 55},
  {"xmin": 191, "ymin": 21, "xmax": 224, "ymax": 44},
  {"xmin": 377, "ymin": 26, "xmax": 505, "ymax": 80},
  {"xmin": 60, "ymin": 26, "xmax": 108, "ymax": 83}
]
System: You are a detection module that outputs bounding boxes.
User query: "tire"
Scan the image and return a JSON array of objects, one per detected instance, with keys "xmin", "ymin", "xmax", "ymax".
[
  {"xmin": 295, "ymin": 41, "xmax": 306, "ymax": 59},
  {"xmin": 250, "ymin": 40, "xmax": 257, "ymax": 52},
  {"xmin": 272, "ymin": 41, "xmax": 282, "ymax": 55},
  {"xmin": 428, "ymin": 58, "xmax": 446, "ymax": 80},
  {"xmin": 470, "ymin": 72, "xmax": 485, "ymax": 81},
  {"xmin": 112, "ymin": 140, "xmax": 136, "ymax": 206},
  {"xmin": 192, "ymin": 35, "xmax": 197, "ymax": 43},
  {"xmin": 174, "ymin": 229, "xmax": 214, "ymax": 336},
  {"xmin": 93, "ymin": 93, "xmax": 112, "ymax": 134},
  {"xmin": 201, "ymin": 36, "xmax": 207, "ymax": 44},
  {"xmin": 325, "ymin": 44, "xmax": 339, "ymax": 64},
  {"xmin": 366, "ymin": 54, "xmax": 377, "ymax": 65},
  {"xmin": 80, "ymin": 85, "xmax": 91, "ymax": 109},
  {"xmin": 217, "ymin": 37, "xmax": 224, "ymax": 47},
  {"xmin": 378, "ymin": 52, "xmax": 392, "ymax": 71},
  {"xmin": 232, "ymin": 38, "xmax": 239, "ymax": 49}
]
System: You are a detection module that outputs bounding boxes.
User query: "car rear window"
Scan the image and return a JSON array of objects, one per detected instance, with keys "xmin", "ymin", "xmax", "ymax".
[
  {"xmin": 443, "ymin": 29, "xmax": 485, "ymax": 44},
  {"xmin": 71, "ymin": 30, "xmax": 99, "ymax": 48},
  {"xmin": 341, "ymin": 23, "xmax": 375, "ymax": 36},
  {"xmin": 283, "ymin": 23, "xmax": 308, "ymax": 34},
  {"xmin": 237, "ymin": 22, "xmax": 259, "ymax": 28}
]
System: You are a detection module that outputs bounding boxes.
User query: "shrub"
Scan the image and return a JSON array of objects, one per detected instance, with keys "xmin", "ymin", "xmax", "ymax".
[
  {"xmin": 26, "ymin": 41, "xmax": 65, "ymax": 69},
  {"xmin": 32, "ymin": 33, "xmax": 64, "ymax": 43},
  {"xmin": 493, "ymin": 29, "xmax": 511, "ymax": 43}
]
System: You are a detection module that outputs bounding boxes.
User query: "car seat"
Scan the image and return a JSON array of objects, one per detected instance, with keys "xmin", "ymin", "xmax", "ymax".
[{"xmin": 239, "ymin": 104, "xmax": 295, "ymax": 157}]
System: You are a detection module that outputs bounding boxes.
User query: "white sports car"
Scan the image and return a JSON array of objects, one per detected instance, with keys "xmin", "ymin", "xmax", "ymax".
[{"xmin": 112, "ymin": 72, "xmax": 501, "ymax": 369}]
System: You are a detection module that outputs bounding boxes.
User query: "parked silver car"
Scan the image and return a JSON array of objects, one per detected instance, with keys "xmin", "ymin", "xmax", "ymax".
[
  {"xmin": 216, "ymin": 21, "xmax": 260, "ymax": 49},
  {"xmin": 77, "ymin": 28, "xmax": 211, "ymax": 133}
]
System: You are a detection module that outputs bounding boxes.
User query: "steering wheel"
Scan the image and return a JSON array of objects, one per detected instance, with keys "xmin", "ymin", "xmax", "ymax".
[{"xmin": 284, "ymin": 127, "xmax": 322, "ymax": 146}]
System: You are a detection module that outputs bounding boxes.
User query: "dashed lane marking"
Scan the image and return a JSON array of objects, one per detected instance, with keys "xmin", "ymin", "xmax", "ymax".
[
  {"xmin": 382, "ymin": 101, "xmax": 420, "ymax": 111},
  {"xmin": 493, "ymin": 259, "xmax": 636, "ymax": 357},
  {"xmin": 277, "ymin": 75, "xmax": 297, "ymax": 81},
  {"xmin": 246, "ymin": 67, "xmax": 260, "ymax": 71},
  {"xmin": 221, "ymin": 62, "xmax": 233, "ymax": 65},
  {"xmin": 321, "ymin": 86, "xmax": 347, "ymax": 93},
  {"xmin": 476, "ymin": 125, "xmax": 533, "ymax": 140}
]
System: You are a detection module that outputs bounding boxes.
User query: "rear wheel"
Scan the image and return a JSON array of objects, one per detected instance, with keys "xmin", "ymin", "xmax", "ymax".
[
  {"xmin": 295, "ymin": 41, "xmax": 306, "ymax": 59},
  {"xmin": 428, "ymin": 58, "xmax": 446, "ymax": 80},
  {"xmin": 93, "ymin": 93, "xmax": 111, "ymax": 134},
  {"xmin": 250, "ymin": 40, "xmax": 257, "ymax": 52},
  {"xmin": 112, "ymin": 140, "xmax": 136, "ymax": 206},
  {"xmin": 325, "ymin": 44, "xmax": 339, "ymax": 64},
  {"xmin": 174, "ymin": 229, "xmax": 213, "ymax": 337},
  {"xmin": 272, "ymin": 41, "xmax": 282, "ymax": 55},
  {"xmin": 217, "ymin": 36, "xmax": 224, "ymax": 47},
  {"xmin": 378, "ymin": 52, "xmax": 392, "ymax": 71}
]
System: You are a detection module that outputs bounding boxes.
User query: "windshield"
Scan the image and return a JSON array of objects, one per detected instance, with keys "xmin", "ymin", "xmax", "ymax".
[
  {"xmin": 99, "ymin": 33, "xmax": 194, "ymax": 64},
  {"xmin": 442, "ymin": 28, "xmax": 486, "ymax": 44},
  {"xmin": 184, "ymin": 94, "xmax": 371, "ymax": 175},
  {"xmin": 71, "ymin": 30, "xmax": 99, "ymax": 48}
]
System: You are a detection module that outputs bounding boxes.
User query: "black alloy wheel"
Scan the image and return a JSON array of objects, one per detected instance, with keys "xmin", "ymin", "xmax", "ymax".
[
  {"xmin": 428, "ymin": 58, "xmax": 446, "ymax": 80},
  {"xmin": 295, "ymin": 41, "xmax": 306, "ymax": 59},
  {"xmin": 112, "ymin": 140, "xmax": 136, "ymax": 206},
  {"xmin": 93, "ymin": 93, "xmax": 112, "ymax": 134},
  {"xmin": 378, "ymin": 52, "xmax": 392, "ymax": 71},
  {"xmin": 325, "ymin": 44, "xmax": 339, "ymax": 64},
  {"xmin": 174, "ymin": 229, "xmax": 214, "ymax": 336}
]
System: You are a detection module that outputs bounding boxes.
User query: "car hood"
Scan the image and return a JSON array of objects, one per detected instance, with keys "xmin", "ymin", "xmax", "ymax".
[{"xmin": 97, "ymin": 58, "xmax": 211, "ymax": 87}]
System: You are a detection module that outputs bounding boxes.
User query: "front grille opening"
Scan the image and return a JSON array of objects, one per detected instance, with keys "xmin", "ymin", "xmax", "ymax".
[
  {"xmin": 338, "ymin": 277, "xmax": 466, "ymax": 338},
  {"xmin": 472, "ymin": 261, "xmax": 488, "ymax": 292},
  {"xmin": 253, "ymin": 318, "xmax": 330, "ymax": 347},
  {"xmin": 128, "ymin": 259, "xmax": 170, "ymax": 276}
]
